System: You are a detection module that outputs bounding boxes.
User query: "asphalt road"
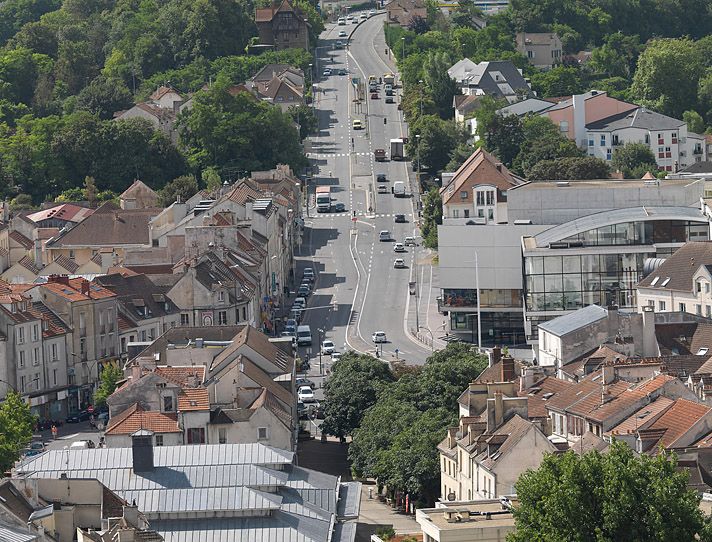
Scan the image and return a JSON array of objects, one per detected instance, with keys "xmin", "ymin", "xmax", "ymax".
[{"xmin": 294, "ymin": 12, "xmax": 433, "ymax": 390}]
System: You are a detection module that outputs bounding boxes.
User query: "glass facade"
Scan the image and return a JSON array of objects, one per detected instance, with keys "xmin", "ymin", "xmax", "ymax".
[
  {"xmin": 442, "ymin": 289, "xmax": 522, "ymax": 309},
  {"xmin": 449, "ymin": 311, "xmax": 527, "ymax": 347},
  {"xmin": 559, "ymin": 220, "xmax": 707, "ymax": 247}
]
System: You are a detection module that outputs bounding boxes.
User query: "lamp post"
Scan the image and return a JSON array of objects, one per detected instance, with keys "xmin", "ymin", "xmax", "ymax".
[
  {"xmin": 474, "ymin": 250, "xmax": 482, "ymax": 350},
  {"xmin": 401, "ymin": 37, "xmax": 405, "ymax": 60},
  {"xmin": 415, "ymin": 134, "xmax": 421, "ymax": 185},
  {"xmin": 318, "ymin": 328, "xmax": 324, "ymax": 374}
]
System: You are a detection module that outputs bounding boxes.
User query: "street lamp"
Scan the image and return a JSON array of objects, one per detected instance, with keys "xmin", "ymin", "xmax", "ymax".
[
  {"xmin": 474, "ymin": 251, "xmax": 482, "ymax": 350},
  {"xmin": 401, "ymin": 37, "xmax": 405, "ymax": 60},
  {"xmin": 415, "ymin": 134, "xmax": 421, "ymax": 184},
  {"xmin": 317, "ymin": 328, "xmax": 324, "ymax": 374},
  {"xmin": 418, "ymin": 79, "xmax": 424, "ymax": 118}
]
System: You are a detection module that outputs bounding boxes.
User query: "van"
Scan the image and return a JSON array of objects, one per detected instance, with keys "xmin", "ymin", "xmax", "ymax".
[{"xmin": 297, "ymin": 325, "xmax": 313, "ymax": 346}]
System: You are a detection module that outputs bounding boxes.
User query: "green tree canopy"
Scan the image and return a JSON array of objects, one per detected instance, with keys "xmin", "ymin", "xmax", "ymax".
[
  {"xmin": 0, "ymin": 391, "xmax": 35, "ymax": 471},
  {"xmin": 159, "ymin": 174, "xmax": 198, "ymax": 206},
  {"xmin": 421, "ymin": 187, "xmax": 442, "ymax": 249},
  {"xmin": 407, "ymin": 115, "xmax": 464, "ymax": 174},
  {"xmin": 530, "ymin": 66, "xmax": 583, "ymax": 98},
  {"xmin": 611, "ymin": 142, "xmax": 658, "ymax": 178},
  {"xmin": 321, "ymin": 353, "xmax": 394, "ymax": 438},
  {"xmin": 528, "ymin": 156, "xmax": 610, "ymax": 181},
  {"xmin": 684, "ymin": 110, "xmax": 706, "ymax": 134},
  {"xmin": 76, "ymin": 74, "xmax": 133, "ymax": 119},
  {"xmin": 509, "ymin": 441, "xmax": 712, "ymax": 542},
  {"xmin": 93, "ymin": 364, "xmax": 124, "ymax": 407},
  {"xmin": 423, "ymin": 51, "xmax": 458, "ymax": 119},
  {"xmin": 512, "ymin": 115, "xmax": 582, "ymax": 176}
]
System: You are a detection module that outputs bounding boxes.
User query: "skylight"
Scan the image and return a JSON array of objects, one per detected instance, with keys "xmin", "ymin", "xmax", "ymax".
[
  {"xmin": 697, "ymin": 348, "xmax": 709, "ymax": 356},
  {"xmin": 660, "ymin": 278, "xmax": 671, "ymax": 286},
  {"xmin": 650, "ymin": 277, "xmax": 659, "ymax": 286}
]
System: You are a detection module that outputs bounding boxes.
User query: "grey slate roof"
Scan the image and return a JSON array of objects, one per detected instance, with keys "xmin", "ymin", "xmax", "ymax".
[
  {"xmin": 497, "ymin": 98, "xmax": 554, "ymax": 117},
  {"xmin": 0, "ymin": 524, "xmax": 39, "ymax": 542},
  {"xmin": 337, "ymin": 482, "xmax": 362, "ymax": 519},
  {"xmin": 537, "ymin": 304, "xmax": 608, "ymax": 336},
  {"xmin": 448, "ymin": 59, "xmax": 530, "ymax": 99},
  {"xmin": 587, "ymin": 107, "xmax": 685, "ymax": 131}
]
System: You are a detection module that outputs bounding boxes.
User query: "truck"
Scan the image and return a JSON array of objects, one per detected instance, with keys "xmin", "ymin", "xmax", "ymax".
[
  {"xmin": 374, "ymin": 148, "xmax": 386, "ymax": 161},
  {"xmin": 390, "ymin": 138, "xmax": 404, "ymax": 161},
  {"xmin": 393, "ymin": 181, "xmax": 406, "ymax": 197},
  {"xmin": 383, "ymin": 72, "xmax": 395, "ymax": 86},
  {"xmin": 315, "ymin": 186, "xmax": 332, "ymax": 212}
]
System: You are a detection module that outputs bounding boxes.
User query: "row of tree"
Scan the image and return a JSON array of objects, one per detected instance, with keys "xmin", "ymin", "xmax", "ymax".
[{"xmin": 320, "ymin": 344, "xmax": 488, "ymax": 506}]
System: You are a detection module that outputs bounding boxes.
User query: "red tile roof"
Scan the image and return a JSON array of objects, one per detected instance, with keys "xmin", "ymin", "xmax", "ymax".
[
  {"xmin": 154, "ymin": 366, "xmax": 206, "ymax": 387},
  {"xmin": 105, "ymin": 403, "xmax": 181, "ymax": 435},
  {"xmin": 178, "ymin": 388, "xmax": 210, "ymax": 411},
  {"xmin": 42, "ymin": 277, "xmax": 116, "ymax": 301},
  {"xmin": 9, "ymin": 230, "xmax": 33, "ymax": 250},
  {"xmin": 645, "ymin": 398, "xmax": 710, "ymax": 449},
  {"xmin": 607, "ymin": 396, "xmax": 674, "ymax": 438},
  {"xmin": 26, "ymin": 204, "xmax": 93, "ymax": 224}
]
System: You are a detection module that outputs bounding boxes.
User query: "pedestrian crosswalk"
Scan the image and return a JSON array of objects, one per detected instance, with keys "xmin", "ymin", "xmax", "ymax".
[
  {"xmin": 307, "ymin": 152, "xmax": 371, "ymax": 158},
  {"xmin": 310, "ymin": 212, "xmax": 412, "ymax": 219}
]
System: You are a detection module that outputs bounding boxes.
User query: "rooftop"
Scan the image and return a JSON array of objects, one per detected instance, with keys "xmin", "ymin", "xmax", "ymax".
[
  {"xmin": 26, "ymin": 204, "xmax": 94, "ymax": 224},
  {"xmin": 587, "ymin": 107, "xmax": 685, "ymax": 131},
  {"xmin": 538, "ymin": 304, "xmax": 608, "ymax": 336},
  {"xmin": 638, "ymin": 241, "xmax": 712, "ymax": 291}
]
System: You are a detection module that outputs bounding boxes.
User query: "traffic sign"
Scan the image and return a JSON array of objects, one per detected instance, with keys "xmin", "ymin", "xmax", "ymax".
[{"xmin": 352, "ymin": 216, "xmax": 357, "ymax": 222}]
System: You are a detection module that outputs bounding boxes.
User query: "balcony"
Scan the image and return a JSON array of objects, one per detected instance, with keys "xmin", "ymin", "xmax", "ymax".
[{"xmin": 694, "ymin": 148, "xmax": 703, "ymax": 155}]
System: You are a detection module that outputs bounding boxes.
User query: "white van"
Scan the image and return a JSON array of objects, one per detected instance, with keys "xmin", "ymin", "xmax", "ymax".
[{"xmin": 297, "ymin": 325, "xmax": 313, "ymax": 346}]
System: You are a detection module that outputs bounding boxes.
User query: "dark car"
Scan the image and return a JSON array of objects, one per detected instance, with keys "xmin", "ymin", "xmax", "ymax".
[
  {"xmin": 334, "ymin": 202, "xmax": 346, "ymax": 212},
  {"xmin": 385, "ymin": 96, "xmax": 394, "ymax": 104},
  {"xmin": 66, "ymin": 410, "xmax": 92, "ymax": 423},
  {"xmin": 394, "ymin": 214, "xmax": 407, "ymax": 223},
  {"xmin": 376, "ymin": 173, "xmax": 387, "ymax": 182},
  {"xmin": 339, "ymin": 69, "xmax": 347, "ymax": 76},
  {"xmin": 298, "ymin": 285, "xmax": 310, "ymax": 297}
]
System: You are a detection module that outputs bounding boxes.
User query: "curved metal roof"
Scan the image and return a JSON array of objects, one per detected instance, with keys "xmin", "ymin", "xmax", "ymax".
[{"xmin": 533, "ymin": 206, "xmax": 706, "ymax": 248}]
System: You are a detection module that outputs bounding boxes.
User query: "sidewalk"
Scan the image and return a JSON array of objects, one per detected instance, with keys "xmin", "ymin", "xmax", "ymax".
[
  {"xmin": 407, "ymin": 250, "xmax": 448, "ymax": 352},
  {"xmin": 356, "ymin": 480, "xmax": 421, "ymax": 539}
]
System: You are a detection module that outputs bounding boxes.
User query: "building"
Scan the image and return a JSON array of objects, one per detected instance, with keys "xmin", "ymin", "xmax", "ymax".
[
  {"xmin": 25, "ymin": 204, "xmax": 94, "ymax": 229},
  {"xmin": 255, "ymin": 0, "xmax": 310, "ymax": 50},
  {"xmin": 440, "ymin": 148, "xmax": 526, "ymax": 222},
  {"xmin": 385, "ymin": 0, "xmax": 427, "ymax": 27},
  {"xmin": 113, "ymin": 86, "xmax": 185, "ymax": 143},
  {"xmin": 536, "ymin": 304, "xmax": 659, "ymax": 373},
  {"xmin": 472, "ymin": 0, "xmax": 508, "ymax": 14},
  {"xmin": 119, "ymin": 179, "xmax": 160, "ymax": 210},
  {"xmin": 247, "ymin": 65, "xmax": 305, "ymax": 112},
  {"xmin": 586, "ymin": 107, "xmax": 706, "ymax": 172},
  {"xmin": 636, "ymin": 241, "xmax": 712, "ymax": 318},
  {"xmin": 447, "ymin": 59, "xmax": 531, "ymax": 102},
  {"xmin": 416, "ymin": 499, "xmax": 517, "ymax": 542},
  {"xmin": 453, "ymin": 95, "xmax": 481, "ymax": 136},
  {"xmin": 515, "ymin": 32, "xmax": 562, "ymax": 69},
  {"xmin": 15, "ymin": 439, "xmax": 361, "ymax": 542}
]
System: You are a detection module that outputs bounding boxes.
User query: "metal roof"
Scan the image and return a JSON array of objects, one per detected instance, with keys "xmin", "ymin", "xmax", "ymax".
[
  {"xmin": 538, "ymin": 305, "xmax": 608, "ymax": 336},
  {"xmin": 0, "ymin": 525, "xmax": 39, "ymax": 542},
  {"xmin": 532, "ymin": 206, "xmax": 706, "ymax": 248},
  {"xmin": 337, "ymin": 482, "xmax": 362, "ymax": 519}
]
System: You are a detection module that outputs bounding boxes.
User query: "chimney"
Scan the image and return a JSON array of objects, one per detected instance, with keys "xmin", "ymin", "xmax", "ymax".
[
  {"xmin": 641, "ymin": 305, "xmax": 660, "ymax": 357},
  {"xmin": 495, "ymin": 162, "xmax": 502, "ymax": 172},
  {"xmin": 131, "ymin": 431, "xmax": 154, "ymax": 472},
  {"xmin": 602, "ymin": 362, "xmax": 615, "ymax": 385},
  {"xmin": 491, "ymin": 346, "xmax": 502, "ymax": 367},
  {"xmin": 572, "ymin": 93, "xmax": 586, "ymax": 147},
  {"xmin": 130, "ymin": 361, "xmax": 141, "ymax": 382},
  {"xmin": 501, "ymin": 355, "xmax": 515, "ymax": 382},
  {"xmin": 81, "ymin": 279, "xmax": 90, "ymax": 297},
  {"xmin": 494, "ymin": 391, "xmax": 504, "ymax": 428}
]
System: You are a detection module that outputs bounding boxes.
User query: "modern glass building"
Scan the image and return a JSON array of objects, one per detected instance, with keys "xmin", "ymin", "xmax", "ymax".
[{"xmin": 521, "ymin": 206, "xmax": 710, "ymax": 343}]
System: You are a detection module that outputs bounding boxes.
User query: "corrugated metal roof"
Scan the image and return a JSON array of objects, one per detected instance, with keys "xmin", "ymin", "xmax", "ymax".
[
  {"xmin": 337, "ymin": 482, "xmax": 362, "ymax": 519},
  {"xmin": 537, "ymin": 304, "xmax": 608, "ymax": 336},
  {"xmin": 122, "ymin": 487, "xmax": 282, "ymax": 516},
  {"xmin": 0, "ymin": 525, "xmax": 39, "ymax": 542},
  {"xmin": 333, "ymin": 522, "xmax": 358, "ymax": 542}
]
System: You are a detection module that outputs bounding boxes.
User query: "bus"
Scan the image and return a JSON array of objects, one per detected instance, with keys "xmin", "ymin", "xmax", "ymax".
[{"xmin": 316, "ymin": 186, "xmax": 332, "ymax": 212}]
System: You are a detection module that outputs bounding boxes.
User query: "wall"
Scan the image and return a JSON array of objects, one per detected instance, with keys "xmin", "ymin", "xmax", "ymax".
[
  {"xmin": 106, "ymin": 431, "xmax": 182, "ymax": 448},
  {"xmin": 492, "ymin": 426, "xmax": 553, "ymax": 496}
]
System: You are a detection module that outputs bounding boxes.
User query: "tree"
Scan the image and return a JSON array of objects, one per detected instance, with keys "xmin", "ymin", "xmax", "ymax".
[
  {"xmin": 509, "ymin": 441, "xmax": 711, "ymax": 542},
  {"xmin": 530, "ymin": 66, "xmax": 583, "ymax": 98},
  {"xmin": 528, "ymin": 156, "xmax": 610, "ymax": 180},
  {"xmin": 408, "ymin": 115, "xmax": 463, "ymax": 174},
  {"xmin": 0, "ymin": 391, "xmax": 35, "ymax": 471},
  {"xmin": 611, "ymin": 142, "xmax": 658, "ymax": 178},
  {"xmin": 589, "ymin": 32, "xmax": 641, "ymax": 79},
  {"xmin": 421, "ymin": 187, "xmax": 442, "ymax": 249},
  {"xmin": 483, "ymin": 114, "xmax": 524, "ymax": 168},
  {"xmin": 512, "ymin": 115, "xmax": 582, "ymax": 176},
  {"xmin": 684, "ymin": 109, "xmax": 706, "ymax": 134},
  {"xmin": 446, "ymin": 142, "xmax": 473, "ymax": 172},
  {"xmin": 320, "ymin": 353, "xmax": 394, "ymax": 438},
  {"xmin": 159, "ymin": 174, "xmax": 198, "ymax": 206},
  {"xmin": 631, "ymin": 38, "xmax": 705, "ymax": 119},
  {"xmin": 93, "ymin": 364, "xmax": 124, "ymax": 407},
  {"xmin": 423, "ymin": 51, "xmax": 458, "ymax": 120},
  {"xmin": 407, "ymin": 15, "xmax": 429, "ymax": 34},
  {"xmin": 83, "ymin": 175, "xmax": 97, "ymax": 207},
  {"xmin": 76, "ymin": 75, "xmax": 133, "ymax": 119},
  {"xmin": 202, "ymin": 166, "xmax": 222, "ymax": 192},
  {"xmin": 287, "ymin": 104, "xmax": 317, "ymax": 140}
]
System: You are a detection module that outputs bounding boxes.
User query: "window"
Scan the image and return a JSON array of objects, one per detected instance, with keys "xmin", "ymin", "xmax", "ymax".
[
  {"xmin": 17, "ymin": 327, "xmax": 24, "ymax": 344},
  {"xmin": 32, "ymin": 348, "xmax": 39, "ymax": 366},
  {"xmin": 606, "ymin": 148, "xmax": 612, "ymax": 160},
  {"xmin": 19, "ymin": 351, "xmax": 25, "ymax": 368},
  {"xmin": 463, "ymin": 209, "xmax": 470, "ymax": 218},
  {"xmin": 20, "ymin": 375, "xmax": 25, "ymax": 392},
  {"xmin": 218, "ymin": 290, "xmax": 225, "ymax": 302},
  {"xmin": 53, "ymin": 369, "xmax": 57, "ymax": 386},
  {"xmin": 600, "ymin": 135, "xmax": 606, "ymax": 146},
  {"xmin": 527, "ymin": 50, "xmax": 534, "ymax": 58},
  {"xmin": 707, "ymin": 306, "xmax": 711, "ymax": 318},
  {"xmin": 665, "ymin": 146, "xmax": 671, "ymax": 158},
  {"xmin": 476, "ymin": 192, "xmax": 484, "ymax": 205},
  {"xmin": 708, "ymin": 283, "xmax": 711, "ymax": 293},
  {"xmin": 181, "ymin": 313, "xmax": 190, "ymax": 326},
  {"xmin": 659, "ymin": 300, "xmax": 666, "ymax": 311},
  {"xmin": 672, "ymin": 132, "xmax": 678, "ymax": 144},
  {"xmin": 163, "ymin": 395, "xmax": 174, "ymax": 412},
  {"xmin": 79, "ymin": 312, "xmax": 86, "ymax": 336},
  {"xmin": 242, "ymin": 307, "xmax": 247, "ymax": 321},
  {"xmin": 658, "ymin": 134, "xmax": 663, "ymax": 144},
  {"xmin": 658, "ymin": 147, "xmax": 665, "ymax": 159},
  {"xmin": 219, "ymin": 428, "xmax": 227, "ymax": 444},
  {"xmin": 51, "ymin": 343, "xmax": 57, "ymax": 360},
  {"xmin": 486, "ymin": 191, "xmax": 494, "ymax": 205},
  {"xmin": 32, "ymin": 324, "xmax": 39, "ymax": 342},
  {"xmin": 588, "ymin": 138, "xmax": 594, "ymax": 147},
  {"xmin": 645, "ymin": 134, "xmax": 650, "ymax": 144},
  {"xmin": 141, "ymin": 330, "xmax": 147, "ymax": 341},
  {"xmin": 452, "ymin": 209, "xmax": 459, "ymax": 218},
  {"xmin": 680, "ymin": 302, "xmax": 687, "ymax": 313},
  {"xmin": 69, "ymin": 250, "xmax": 75, "ymax": 259},
  {"xmin": 697, "ymin": 304, "xmax": 702, "ymax": 316},
  {"xmin": 120, "ymin": 337, "xmax": 127, "ymax": 353},
  {"xmin": 218, "ymin": 311, "xmax": 227, "ymax": 325},
  {"xmin": 698, "ymin": 280, "xmax": 704, "ymax": 293},
  {"xmin": 460, "ymin": 190, "xmax": 468, "ymax": 200},
  {"xmin": 257, "ymin": 427, "xmax": 268, "ymax": 440},
  {"xmin": 559, "ymin": 121, "xmax": 569, "ymax": 133},
  {"xmin": 155, "ymin": 435, "xmax": 164, "ymax": 446},
  {"xmin": 187, "ymin": 428, "xmax": 205, "ymax": 444}
]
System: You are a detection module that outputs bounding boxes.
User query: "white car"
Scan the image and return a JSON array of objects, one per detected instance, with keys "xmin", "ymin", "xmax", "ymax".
[
  {"xmin": 393, "ymin": 242, "xmax": 405, "ymax": 252},
  {"xmin": 379, "ymin": 230, "xmax": 391, "ymax": 241},
  {"xmin": 368, "ymin": 9, "xmax": 375, "ymax": 16},
  {"xmin": 394, "ymin": 258, "xmax": 406, "ymax": 269},
  {"xmin": 338, "ymin": 18, "xmax": 346, "ymax": 25},
  {"xmin": 322, "ymin": 340, "xmax": 335, "ymax": 354},
  {"xmin": 339, "ymin": 30, "xmax": 347, "ymax": 37},
  {"xmin": 331, "ymin": 352, "xmax": 342, "ymax": 362},
  {"xmin": 404, "ymin": 236, "xmax": 417, "ymax": 246},
  {"xmin": 298, "ymin": 386, "xmax": 315, "ymax": 402},
  {"xmin": 372, "ymin": 331, "xmax": 387, "ymax": 343},
  {"xmin": 377, "ymin": 184, "xmax": 388, "ymax": 194}
]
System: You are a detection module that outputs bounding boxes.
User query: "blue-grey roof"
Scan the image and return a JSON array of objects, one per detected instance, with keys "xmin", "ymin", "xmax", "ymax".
[
  {"xmin": 0, "ymin": 525, "xmax": 39, "ymax": 542},
  {"xmin": 538, "ymin": 305, "xmax": 608, "ymax": 336},
  {"xmin": 532, "ymin": 206, "xmax": 705, "ymax": 248},
  {"xmin": 497, "ymin": 98, "xmax": 554, "ymax": 117},
  {"xmin": 587, "ymin": 107, "xmax": 684, "ymax": 131},
  {"xmin": 15, "ymin": 443, "xmax": 358, "ymax": 542},
  {"xmin": 337, "ymin": 482, "xmax": 362, "ymax": 519},
  {"xmin": 333, "ymin": 522, "xmax": 357, "ymax": 542}
]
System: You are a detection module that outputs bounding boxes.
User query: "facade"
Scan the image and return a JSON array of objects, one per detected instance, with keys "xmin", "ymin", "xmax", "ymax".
[
  {"xmin": 15, "ymin": 440, "xmax": 361, "ymax": 542},
  {"xmin": 447, "ymin": 59, "xmax": 531, "ymax": 102},
  {"xmin": 255, "ymin": 0, "xmax": 310, "ymax": 50},
  {"xmin": 586, "ymin": 107, "xmax": 706, "ymax": 172},
  {"xmin": 515, "ymin": 32, "xmax": 562, "ymax": 69},
  {"xmin": 113, "ymin": 86, "xmax": 184, "ymax": 143},
  {"xmin": 453, "ymin": 95, "xmax": 481, "ymax": 136},
  {"xmin": 636, "ymin": 241, "xmax": 712, "ymax": 318},
  {"xmin": 386, "ymin": 0, "xmax": 427, "ymax": 27},
  {"xmin": 119, "ymin": 179, "xmax": 159, "ymax": 210}
]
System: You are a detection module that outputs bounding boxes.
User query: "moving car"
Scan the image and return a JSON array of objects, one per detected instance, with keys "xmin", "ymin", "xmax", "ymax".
[
  {"xmin": 339, "ymin": 30, "xmax": 347, "ymax": 37},
  {"xmin": 322, "ymin": 340, "xmax": 335, "ymax": 354},
  {"xmin": 377, "ymin": 184, "xmax": 388, "ymax": 193},
  {"xmin": 331, "ymin": 352, "xmax": 342, "ymax": 362},
  {"xmin": 338, "ymin": 17, "xmax": 346, "ymax": 25},
  {"xmin": 335, "ymin": 40, "xmax": 343, "ymax": 49},
  {"xmin": 394, "ymin": 258, "xmax": 406, "ymax": 268},
  {"xmin": 379, "ymin": 230, "xmax": 391, "ymax": 241},
  {"xmin": 368, "ymin": 9, "xmax": 375, "ymax": 16},
  {"xmin": 296, "ymin": 377, "xmax": 315, "ymax": 389},
  {"xmin": 352, "ymin": 119, "xmax": 363, "ymax": 130},
  {"xmin": 334, "ymin": 202, "xmax": 346, "ymax": 212},
  {"xmin": 372, "ymin": 331, "xmax": 387, "ymax": 343},
  {"xmin": 297, "ymin": 325, "xmax": 313, "ymax": 346},
  {"xmin": 376, "ymin": 173, "xmax": 387, "ymax": 182},
  {"xmin": 323, "ymin": 68, "xmax": 331, "ymax": 77},
  {"xmin": 370, "ymin": 92, "xmax": 379, "ymax": 99},
  {"xmin": 294, "ymin": 296, "xmax": 307, "ymax": 308},
  {"xmin": 360, "ymin": 12, "xmax": 368, "ymax": 19},
  {"xmin": 66, "ymin": 410, "xmax": 92, "ymax": 423},
  {"xmin": 404, "ymin": 236, "xmax": 417, "ymax": 246},
  {"xmin": 298, "ymin": 284, "xmax": 311, "ymax": 297},
  {"xmin": 303, "ymin": 268, "xmax": 315, "ymax": 280},
  {"xmin": 394, "ymin": 214, "xmax": 406, "ymax": 223},
  {"xmin": 298, "ymin": 386, "xmax": 315, "ymax": 402},
  {"xmin": 393, "ymin": 242, "xmax": 406, "ymax": 252},
  {"xmin": 385, "ymin": 96, "xmax": 394, "ymax": 104},
  {"xmin": 285, "ymin": 318, "xmax": 298, "ymax": 333}
]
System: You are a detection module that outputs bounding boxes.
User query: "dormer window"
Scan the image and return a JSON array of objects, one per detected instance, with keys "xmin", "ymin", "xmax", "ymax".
[
  {"xmin": 218, "ymin": 291, "xmax": 225, "ymax": 302},
  {"xmin": 163, "ymin": 395, "xmax": 174, "ymax": 412}
]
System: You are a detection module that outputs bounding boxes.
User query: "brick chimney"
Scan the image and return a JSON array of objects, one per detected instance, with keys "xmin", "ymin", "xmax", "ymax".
[
  {"xmin": 490, "ymin": 345, "xmax": 502, "ymax": 367},
  {"xmin": 501, "ymin": 355, "xmax": 515, "ymax": 382},
  {"xmin": 81, "ymin": 279, "xmax": 90, "ymax": 297}
]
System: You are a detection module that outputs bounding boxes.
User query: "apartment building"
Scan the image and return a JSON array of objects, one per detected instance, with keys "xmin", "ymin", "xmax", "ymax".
[{"xmin": 515, "ymin": 32, "xmax": 562, "ymax": 69}]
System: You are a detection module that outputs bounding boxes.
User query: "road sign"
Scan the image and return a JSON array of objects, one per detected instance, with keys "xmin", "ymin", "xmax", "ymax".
[{"xmin": 352, "ymin": 216, "xmax": 357, "ymax": 222}]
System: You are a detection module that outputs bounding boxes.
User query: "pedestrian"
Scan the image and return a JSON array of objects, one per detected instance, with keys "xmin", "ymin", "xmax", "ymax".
[{"xmin": 51, "ymin": 425, "xmax": 58, "ymax": 439}]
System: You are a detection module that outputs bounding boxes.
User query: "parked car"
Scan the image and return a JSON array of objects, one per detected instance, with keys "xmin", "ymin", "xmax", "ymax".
[
  {"xmin": 352, "ymin": 119, "xmax": 363, "ymax": 130},
  {"xmin": 385, "ymin": 96, "xmax": 394, "ymax": 104},
  {"xmin": 298, "ymin": 284, "xmax": 311, "ymax": 297},
  {"xmin": 335, "ymin": 40, "xmax": 343, "ymax": 48},
  {"xmin": 298, "ymin": 386, "xmax": 315, "ymax": 402},
  {"xmin": 379, "ymin": 230, "xmax": 391, "ymax": 241},
  {"xmin": 370, "ymin": 92, "xmax": 379, "ymax": 99},
  {"xmin": 322, "ymin": 340, "xmax": 335, "ymax": 354},
  {"xmin": 404, "ymin": 236, "xmax": 417, "ymax": 246},
  {"xmin": 296, "ymin": 377, "xmax": 315, "ymax": 389},
  {"xmin": 339, "ymin": 69, "xmax": 347, "ymax": 76},
  {"xmin": 393, "ymin": 258, "xmax": 406, "ymax": 269},
  {"xmin": 323, "ymin": 68, "xmax": 331, "ymax": 76},
  {"xmin": 372, "ymin": 331, "xmax": 387, "ymax": 343},
  {"xmin": 66, "ymin": 410, "xmax": 92, "ymax": 423},
  {"xmin": 303, "ymin": 267, "xmax": 315, "ymax": 279},
  {"xmin": 331, "ymin": 352, "xmax": 342, "ymax": 363}
]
